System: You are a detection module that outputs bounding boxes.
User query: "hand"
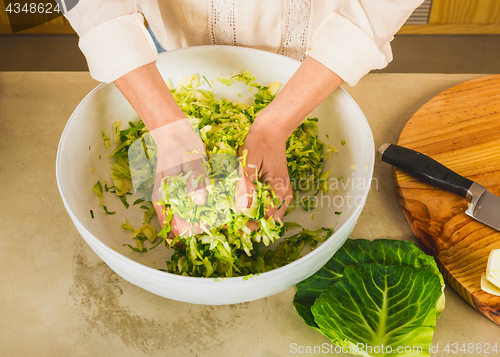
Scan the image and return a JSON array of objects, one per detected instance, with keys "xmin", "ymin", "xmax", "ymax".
[
  {"xmin": 234, "ymin": 56, "xmax": 343, "ymax": 221},
  {"xmin": 237, "ymin": 115, "xmax": 293, "ymax": 222},
  {"xmin": 149, "ymin": 118, "xmax": 208, "ymax": 237},
  {"xmin": 115, "ymin": 59, "xmax": 343, "ymax": 237}
]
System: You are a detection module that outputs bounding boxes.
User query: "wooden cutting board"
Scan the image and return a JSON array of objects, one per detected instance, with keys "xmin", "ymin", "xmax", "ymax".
[{"xmin": 394, "ymin": 74, "xmax": 500, "ymax": 325}]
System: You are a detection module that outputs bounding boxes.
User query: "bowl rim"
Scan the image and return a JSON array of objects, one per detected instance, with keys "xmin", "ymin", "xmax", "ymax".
[{"xmin": 56, "ymin": 45, "xmax": 375, "ymax": 283}]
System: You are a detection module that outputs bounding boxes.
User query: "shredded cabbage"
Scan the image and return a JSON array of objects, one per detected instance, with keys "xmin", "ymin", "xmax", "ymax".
[{"xmin": 92, "ymin": 71, "xmax": 335, "ymax": 277}]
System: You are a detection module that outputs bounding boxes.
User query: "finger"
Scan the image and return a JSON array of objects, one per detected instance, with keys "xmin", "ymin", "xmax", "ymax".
[
  {"xmin": 171, "ymin": 214, "xmax": 190, "ymax": 236},
  {"xmin": 153, "ymin": 200, "xmax": 168, "ymax": 227},
  {"xmin": 245, "ymin": 219, "xmax": 259, "ymax": 232},
  {"xmin": 183, "ymin": 157, "xmax": 208, "ymax": 205},
  {"xmin": 171, "ymin": 214, "xmax": 203, "ymax": 237},
  {"xmin": 236, "ymin": 149, "xmax": 258, "ymax": 212},
  {"xmin": 151, "ymin": 171, "xmax": 163, "ymax": 203},
  {"xmin": 264, "ymin": 175, "xmax": 293, "ymax": 221},
  {"xmin": 274, "ymin": 186, "xmax": 293, "ymax": 221},
  {"xmin": 156, "ymin": 206, "xmax": 200, "ymax": 246},
  {"xmin": 166, "ymin": 230, "xmax": 184, "ymax": 248},
  {"xmin": 235, "ymin": 172, "xmax": 255, "ymax": 211},
  {"xmin": 152, "ymin": 171, "xmax": 169, "ymax": 229},
  {"xmin": 152, "ymin": 181, "xmax": 195, "ymax": 237}
]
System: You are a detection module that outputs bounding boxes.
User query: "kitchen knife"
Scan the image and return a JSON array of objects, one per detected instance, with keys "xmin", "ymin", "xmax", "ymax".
[{"xmin": 378, "ymin": 143, "xmax": 500, "ymax": 231}]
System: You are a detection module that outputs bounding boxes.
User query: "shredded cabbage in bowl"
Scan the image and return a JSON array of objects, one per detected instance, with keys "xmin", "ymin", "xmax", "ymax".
[{"xmin": 93, "ymin": 71, "xmax": 336, "ymax": 278}]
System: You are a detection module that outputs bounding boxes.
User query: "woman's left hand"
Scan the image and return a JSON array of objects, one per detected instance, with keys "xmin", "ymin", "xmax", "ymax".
[
  {"xmin": 236, "ymin": 115, "xmax": 293, "ymax": 222},
  {"xmin": 236, "ymin": 56, "xmax": 344, "ymax": 222}
]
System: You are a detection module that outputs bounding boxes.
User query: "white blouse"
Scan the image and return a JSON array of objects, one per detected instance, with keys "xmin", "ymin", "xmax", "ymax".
[{"xmin": 61, "ymin": 0, "xmax": 424, "ymax": 86}]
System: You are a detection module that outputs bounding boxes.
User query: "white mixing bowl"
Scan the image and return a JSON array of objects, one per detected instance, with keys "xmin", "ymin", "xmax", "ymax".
[{"xmin": 56, "ymin": 46, "xmax": 374, "ymax": 305}]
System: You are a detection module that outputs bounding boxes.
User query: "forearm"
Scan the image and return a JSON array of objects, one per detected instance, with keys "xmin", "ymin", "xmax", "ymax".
[
  {"xmin": 114, "ymin": 62, "xmax": 186, "ymax": 131},
  {"xmin": 255, "ymin": 56, "xmax": 343, "ymax": 140}
]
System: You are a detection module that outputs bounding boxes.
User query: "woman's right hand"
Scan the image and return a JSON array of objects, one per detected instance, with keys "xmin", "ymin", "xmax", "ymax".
[
  {"xmin": 149, "ymin": 118, "xmax": 208, "ymax": 237},
  {"xmin": 114, "ymin": 63, "xmax": 209, "ymax": 237}
]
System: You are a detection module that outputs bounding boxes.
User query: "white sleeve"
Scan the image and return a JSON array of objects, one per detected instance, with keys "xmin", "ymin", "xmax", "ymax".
[
  {"xmin": 306, "ymin": 1, "xmax": 424, "ymax": 86},
  {"xmin": 61, "ymin": 0, "xmax": 158, "ymax": 83}
]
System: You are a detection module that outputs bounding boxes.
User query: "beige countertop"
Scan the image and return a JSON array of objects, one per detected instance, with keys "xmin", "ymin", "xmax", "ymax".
[{"xmin": 1, "ymin": 72, "xmax": 499, "ymax": 357}]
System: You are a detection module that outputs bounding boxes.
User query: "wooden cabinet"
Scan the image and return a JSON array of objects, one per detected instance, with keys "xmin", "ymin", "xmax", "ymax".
[
  {"xmin": 1, "ymin": 0, "xmax": 499, "ymax": 35},
  {"xmin": 0, "ymin": 1, "xmax": 73, "ymax": 34},
  {"xmin": 400, "ymin": 0, "xmax": 500, "ymax": 34}
]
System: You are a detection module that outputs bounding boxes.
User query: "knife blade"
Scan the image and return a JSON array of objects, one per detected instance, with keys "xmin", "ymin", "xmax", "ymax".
[{"xmin": 378, "ymin": 143, "xmax": 500, "ymax": 231}]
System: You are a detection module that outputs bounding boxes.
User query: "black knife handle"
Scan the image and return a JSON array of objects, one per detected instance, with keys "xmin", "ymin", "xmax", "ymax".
[{"xmin": 378, "ymin": 143, "xmax": 473, "ymax": 198}]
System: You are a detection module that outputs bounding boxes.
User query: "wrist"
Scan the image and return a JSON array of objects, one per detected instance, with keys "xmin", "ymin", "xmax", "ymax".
[
  {"xmin": 150, "ymin": 118, "xmax": 199, "ymax": 145},
  {"xmin": 144, "ymin": 110, "xmax": 186, "ymax": 131},
  {"xmin": 114, "ymin": 63, "xmax": 187, "ymax": 131},
  {"xmin": 252, "ymin": 110, "xmax": 294, "ymax": 142}
]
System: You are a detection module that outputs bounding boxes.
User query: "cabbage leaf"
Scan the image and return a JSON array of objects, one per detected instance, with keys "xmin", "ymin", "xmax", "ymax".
[
  {"xmin": 294, "ymin": 239, "xmax": 445, "ymax": 357},
  {"xmin": 312, "ymin": 264, "xmax": 441, "ymax": 357}
]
